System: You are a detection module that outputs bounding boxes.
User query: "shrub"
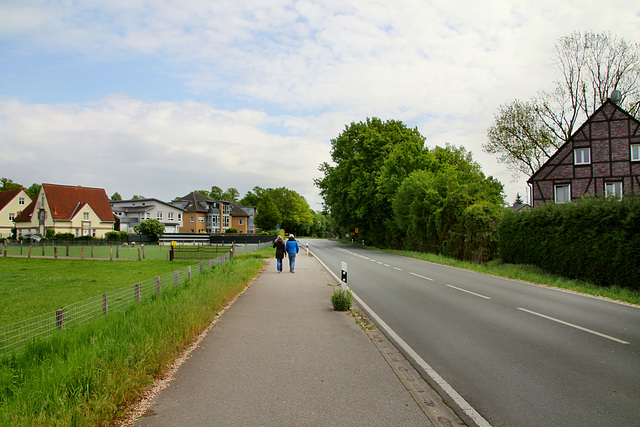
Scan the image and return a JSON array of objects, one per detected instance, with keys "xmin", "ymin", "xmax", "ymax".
[
  {"xmin": 499, "ymin": 195, "xmax": 640, "ymax": 290},
  {"xmin": 331, "ymin": 288, "xmax": 353, "ymax": 311}
]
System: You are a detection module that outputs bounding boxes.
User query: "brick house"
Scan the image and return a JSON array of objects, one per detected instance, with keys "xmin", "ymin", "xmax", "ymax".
[
  {"xmin": 14, "ymin": 183, "xmax": 115, "ymax": 238},
  {"xmin": 0, "ymin": 189, "xmax": 32, "ymax": 239},
  {"xmin": 528, "ymin": 98, "xmax": 640, "ymax": 207},
  {"xmin": 172, "ymin": 192, "xmax": 257, "ymax": 234}
]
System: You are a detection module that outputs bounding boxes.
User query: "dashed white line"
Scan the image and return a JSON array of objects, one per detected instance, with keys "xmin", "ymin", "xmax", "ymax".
[
  {"xmin": 410, "ymin": 272, "xmax": 434, "ymax": 281},
  {"xmin": 447, "ymin": 285, "xmax": 491, "ymax": 300},
  {"xmin": 517, "ymin": 308, "xmax": 630, "ymax": 345}
]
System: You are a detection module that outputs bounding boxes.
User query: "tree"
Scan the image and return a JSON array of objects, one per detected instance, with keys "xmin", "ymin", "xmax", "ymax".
[
  {"xmin": 25, "ymin": 183, "xmax": 40, "ymax": 199},
  {"xmin": 315, "ymin": 118, "xmax": 426, "ymax": 246},
  {"xmin": 1, "ymin": 178, "xmax": 23, "ymax": 192},
  {"xmin": 222, "ymin": 188, "xmax": 240, "ymax": 202},
  {"xmin": 209, "ymin": 186, "xmax": 223, "ymax": 199},
  {"xmin": 255, "ymin": 192, "xmax": 280, "ymax": 231},
  {"xmin": 134, "ymin": 219, "xmax": 165, "ymax": 239},
  {"xmin": 132, "ymin": 195, "xmax": 145, "ymax": 200},
  {"xmin": 111, "ymin": 192, "xmax": 122, "ymax": 201},
  {"xmin": 485, "ymin": 31, "xmax": 640, "ymax": 177},
  {"xmin": 484, "ymin": 100, "xmax": 560, "ymax": 178},
  {"xmin": 393, "ymin": 145, "xmax": 504, "ymax": 261}
]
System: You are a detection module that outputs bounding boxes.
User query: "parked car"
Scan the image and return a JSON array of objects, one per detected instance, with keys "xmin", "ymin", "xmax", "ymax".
[{"xmin": 23, "ymin": 233, "xmax": 42, "ymax": 243}]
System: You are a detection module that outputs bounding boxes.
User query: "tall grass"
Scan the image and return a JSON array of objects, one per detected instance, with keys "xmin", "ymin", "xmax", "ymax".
[{"xmin": 0, "ymin": 254, "xmax": 266, "ymax": 426}]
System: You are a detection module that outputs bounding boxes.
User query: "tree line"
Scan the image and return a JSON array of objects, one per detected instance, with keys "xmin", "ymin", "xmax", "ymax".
[{"xmin": 315, "ymin": 118, "xmax": 504, "ymax": 262}]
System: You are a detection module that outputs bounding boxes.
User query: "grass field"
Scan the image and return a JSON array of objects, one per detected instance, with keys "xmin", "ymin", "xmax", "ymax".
[
  {"xmin": 3, "ymin": 243, "xmax": 176, "ymax": 260},
  {"xmin": 0, "ymin": 258, "xmax": 195, "ymax": 327},
  {"xmin": 0, "ymin": 250, "xmax": 269, "ymax": 426}
]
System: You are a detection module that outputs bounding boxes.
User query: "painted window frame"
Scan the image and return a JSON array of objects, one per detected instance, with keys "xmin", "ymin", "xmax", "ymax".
[
  {"xmin": 554, "ymin": 184, "xmax": 571, "ymax": 203},
  {"xmin": 574, "ymin": 147, "xmax": 591, "ymax": 165}
]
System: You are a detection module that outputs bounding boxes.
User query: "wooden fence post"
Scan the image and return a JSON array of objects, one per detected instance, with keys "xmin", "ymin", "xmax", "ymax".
[
  {"xmin": 142, "ymin": 244, "xmax": 146, "ymax": 260},
  {"xmin": 41, "ymin": 244, "xmax": 45, "ymax": 256},
  {"xmin": 56, "ymin": 309, "xmax": 65, "ymax": 330},
  {"xmin": 54, "ymin": 247, "xmax": 59, "ymax": 259},
  {"xmin": 138, "ymin": 248, "xmax": 141, "ymax": 261},
  {"xmin": 81, "ymin": 247, "xmax": 85, "ymax": 260},
  {"xmin": 155, "ymin": 276, "xmax": 161, "ymax": 294},
  {"xmin": 103, "ymin": 293, "xmax": 108, "ymax": 314},
  {"xmin": 66, "ymin": 245, "xmax": 70, "ymax": 257},
  {"xmin": 110, "ymin": 246, "xmax": 113, "ymax": 261},
  {"xmin": 188, "ymin": 266, "xmax": 192, "ymax": 281},
  {"xmin": 135, "ymin": 283, "xmax": 141, "ymax": 302},
  {"xmin": 28, "ymin": 245, "xmax": 32, "ymax": 258},
  {"xmin": 174, "ymin": 270, "xmax": 179, "ymax": 286},
  {"xmin": 116, "ymin": 245, "xmax": 119, "ymax": 259},
  {"xmin": 3, "ymin": 245, "xmax": 6, "ymax": 257},
  {"xmin": 91, "ymin": 246, "xmax": 95, "ymax": 258}
]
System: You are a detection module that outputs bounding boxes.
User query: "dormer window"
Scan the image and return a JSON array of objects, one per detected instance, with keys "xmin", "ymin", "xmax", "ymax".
[{"xmin": 574, "ymin": 148, "xmax": 591, "ymax": 165}]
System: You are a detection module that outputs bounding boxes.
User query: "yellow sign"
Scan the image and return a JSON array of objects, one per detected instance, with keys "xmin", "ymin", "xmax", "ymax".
[{"xmin": 355, "ymin": 228, "xmax": 359, "ymax": 233}]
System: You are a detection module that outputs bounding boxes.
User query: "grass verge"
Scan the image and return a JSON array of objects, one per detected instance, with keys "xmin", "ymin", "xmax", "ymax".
[
  {"xmin": 384, "ymin": 249, "xmax": 640, "ymax": 306},
  {"xmin": 0, "ymin": 252, "xmax": 267, "ymax": 426}
]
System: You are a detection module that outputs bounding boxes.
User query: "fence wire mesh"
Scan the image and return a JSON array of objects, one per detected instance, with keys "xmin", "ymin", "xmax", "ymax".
[{"xmin": 0, "ymin": 242, "xmax": 269, "ymax": 357}]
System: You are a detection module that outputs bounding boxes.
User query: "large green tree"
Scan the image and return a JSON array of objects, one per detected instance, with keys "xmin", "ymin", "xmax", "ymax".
[
  {"xmin": 134, "ymin": 219, "xmax": 165, "ymax": 240},
  {"xmin": 316, "ymin": 118, "xmax": 427, "ymax": 246},
  {"xmin": 393, "ymin": 145, "xmax": 504, "ymax": 261},
  {"xmin": 240, "ymin": 187, "xmax": 313, "ymax": 234},
  {"xmin": 485, "ymin": 31, "xmax": 640, "ymax": 177}
]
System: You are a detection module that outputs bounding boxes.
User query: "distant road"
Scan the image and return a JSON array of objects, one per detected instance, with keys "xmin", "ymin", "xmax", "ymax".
[{"xmin": 304, "ymin": 238, "xmax": 640, "ymax": 427}]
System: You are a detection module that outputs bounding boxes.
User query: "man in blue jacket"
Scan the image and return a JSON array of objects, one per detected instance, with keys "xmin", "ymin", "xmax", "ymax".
[{"xmin": 285, "ymin": 234, "xmax": 300, "ymax": 273}]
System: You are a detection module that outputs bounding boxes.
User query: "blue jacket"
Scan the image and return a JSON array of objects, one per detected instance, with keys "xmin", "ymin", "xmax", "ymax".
[{"xmin": 285, "ymin": 238, "xmax": 299, "ymax": 254}]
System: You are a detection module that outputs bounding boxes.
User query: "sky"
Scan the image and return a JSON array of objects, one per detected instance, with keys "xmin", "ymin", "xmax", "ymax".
[{"xmin": 1, "ymin": 1, "xmax": 639, "ymax": 211}]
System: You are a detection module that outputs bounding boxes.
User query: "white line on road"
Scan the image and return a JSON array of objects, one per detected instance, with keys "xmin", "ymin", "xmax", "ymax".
[
  {"xmin": 447, "ymin": 285, "xmax": 491, "ymax": 300},
  {"xmin": 410, "ymin": 272, "xmax": 434, "ymax": 281},
  {"xmin": 310, "ymin": 250, "xmax": 492, "ymax": 427},
  {"xmin": 393, "ymin": 267, "xmax": 402, "ymax": 271},
  {"xmin": 517, "ymin": 308, "xmax": 630, "ymax": 345}
]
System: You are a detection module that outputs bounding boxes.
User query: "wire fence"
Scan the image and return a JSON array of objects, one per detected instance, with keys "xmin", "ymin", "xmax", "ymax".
[{"xmin": 0, "ymin": 242, "xmax": 271, "ymax": 358}]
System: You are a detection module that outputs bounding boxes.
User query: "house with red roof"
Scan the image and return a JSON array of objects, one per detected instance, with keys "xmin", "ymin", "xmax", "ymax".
[
  {"xmin": 14, "ymin": 183, "xmax": 115, "ymax": 238},
  {"xmin": 0, "ymin": 189, "xmax": 32, "ymax": 239}
]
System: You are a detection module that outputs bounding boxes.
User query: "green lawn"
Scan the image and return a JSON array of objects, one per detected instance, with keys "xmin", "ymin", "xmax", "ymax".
[
  {"xmin": 2, "ymin": 243, "xmax": 173, "ymax": 260},
  {"xmin": 0, "ymin": 258, "xmax": 194, "ymax": 326}
]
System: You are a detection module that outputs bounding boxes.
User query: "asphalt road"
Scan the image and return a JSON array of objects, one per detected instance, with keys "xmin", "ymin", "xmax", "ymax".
[{"xmin": 304, "ymin": 238, "xmax": 640, "ymax": 427}]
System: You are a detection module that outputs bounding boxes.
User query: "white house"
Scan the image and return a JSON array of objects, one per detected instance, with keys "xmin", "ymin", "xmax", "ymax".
[{"xmin": 110, "ymin": 198, "xmax": 185, "ymax": 233}]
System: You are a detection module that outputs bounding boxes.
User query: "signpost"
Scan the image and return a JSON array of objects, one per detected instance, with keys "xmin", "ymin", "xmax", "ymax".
[{"xmin": 341, "ymin": 261, "xmax": 348, "ymax": 283}]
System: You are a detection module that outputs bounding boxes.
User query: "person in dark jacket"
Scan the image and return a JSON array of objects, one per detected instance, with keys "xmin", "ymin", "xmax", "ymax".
[
  {"xmin": 285, "ymin": 234, "xmax": 300, "ymax": 273},
  {"xmin": 273, "ymin": 235, "xmax": 286, "ymax": 273}
]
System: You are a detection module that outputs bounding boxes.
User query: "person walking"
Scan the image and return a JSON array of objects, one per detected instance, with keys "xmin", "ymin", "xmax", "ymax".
[
  {"xmin": 273, "ymin": 235, "xmax": 286, "ymax": 273},
  {"xmin": 285, "ymin": 234, "xmax": 299, "ymax": 273}
]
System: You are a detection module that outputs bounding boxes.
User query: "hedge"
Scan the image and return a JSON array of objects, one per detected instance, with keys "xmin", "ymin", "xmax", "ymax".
[{"xmin": 499, "ymin": 195, "xmax": 640, "ymax": 290}]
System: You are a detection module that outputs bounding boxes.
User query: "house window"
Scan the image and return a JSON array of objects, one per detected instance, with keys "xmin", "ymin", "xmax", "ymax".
[
  {"xmin": 574, "ymin": 148, "xmax": 591, "ymax": 165},
  {"xmin": 199, "ymin": 216, "xmax": 204, "ymax": 223},
  {"xmin": 19, "ymin": 197, "xmax": 25, "ymax": 205},
  {"xmin": 83, "ymin": 212, "xmax": 89, "ymax": 220},
  {"xmin": 168, "ymin": 212, "xmax": 174, "ymax": 221},
  {"xmin": 605, "ymin": 182, "xmax": 622, "ymax": 199},
  {"xmin": 9, "ymin": 213, "xmax": 15, "ymax": 221},
  {"xmin": 157, "ymin": 211, "xmax": 163, "ymax": 220},
  {"xmin": 178, "ymin": 213, "xmax": 182, "ymax": 221},
  {"xmin": 190, "ymin": 216, "xmax": 194, "ymax": 223},
  {"xmin": 555, "ymin": 184, "xmax": 571, "ymax": 203},
  {"xmin": 239, "ymin": 219, "xmax": 244, "ymax": 225},
  {"xmin": 632, "ymin": 144, "xmax": 640, "ymax": 161}
]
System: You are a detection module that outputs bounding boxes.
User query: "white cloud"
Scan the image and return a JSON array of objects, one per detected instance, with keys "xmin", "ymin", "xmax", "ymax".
[{"xmin": 1, "ymin": 0, "xmax": 639, "ymax": 210}]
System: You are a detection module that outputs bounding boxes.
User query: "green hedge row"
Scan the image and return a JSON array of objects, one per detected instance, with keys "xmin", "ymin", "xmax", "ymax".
[{"xmin": 499, "ymin": 196, "xmax": 640, "ymax": 290}]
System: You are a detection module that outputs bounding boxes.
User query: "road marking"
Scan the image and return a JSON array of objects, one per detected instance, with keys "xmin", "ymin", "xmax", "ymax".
[
  {"xmin": 310, "ymin": 249, "xmax": 492, "ymax": 427},
  {"xmin": 447, "ymin": 285, "xmax": 491, "ymax": 300},
  {"xmin": 393, "ymin": 267, "xmax": 402, "ymax": 271},
  {"xmin": 410, "ymin": 272, "xmax": 434, "ymax": 281},
  {"xmin": 517, "ymin": 308, "xmax": 630, "ymax": 345}
]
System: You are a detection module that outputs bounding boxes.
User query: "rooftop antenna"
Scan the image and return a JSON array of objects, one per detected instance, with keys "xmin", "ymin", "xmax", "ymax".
[{"xmin": 611, "ymin": 90, "xmax": 622, "ymax": 104}]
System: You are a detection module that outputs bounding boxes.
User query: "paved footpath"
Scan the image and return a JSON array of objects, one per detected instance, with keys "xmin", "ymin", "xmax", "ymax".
[{"xmin": 135, "ymin": 251, "xmax": 461, "ymax": 426}]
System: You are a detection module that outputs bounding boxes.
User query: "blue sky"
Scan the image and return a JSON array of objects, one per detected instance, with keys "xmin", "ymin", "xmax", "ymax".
[{"xmin": 1, "ymin": 0, "xmax": 639, "ymax": 210}]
